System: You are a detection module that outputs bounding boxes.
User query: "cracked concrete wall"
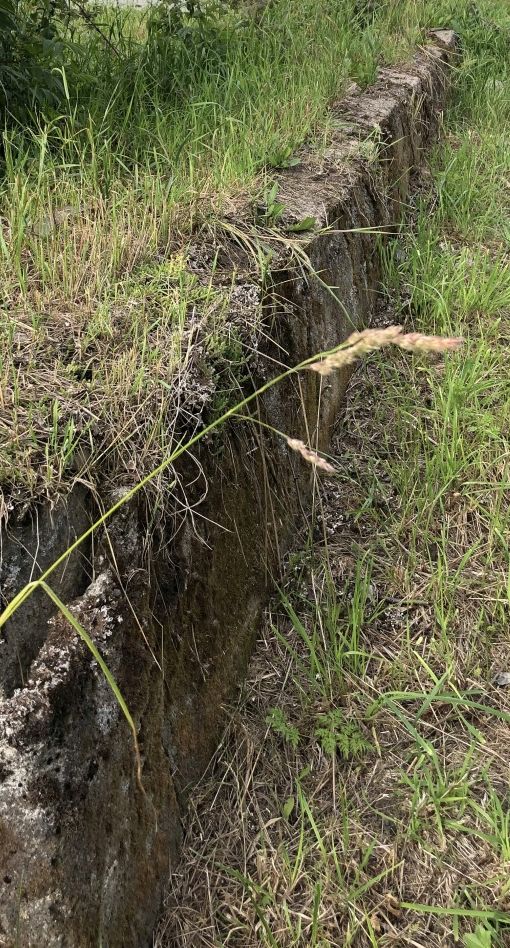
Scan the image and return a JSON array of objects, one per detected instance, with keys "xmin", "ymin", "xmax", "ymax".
[{"xmin": 0, "ymin": 31, "xmax": 457, "ymax": 948}]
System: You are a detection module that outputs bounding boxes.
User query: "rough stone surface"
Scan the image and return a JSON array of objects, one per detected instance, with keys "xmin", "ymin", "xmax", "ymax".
[
  {"xmin": 0, "ymin": 32, "xmax": 458, "ymax": 948},
  {"xmin": 0, "ymin": 487, "xmax": 92, "ymax": 698}
]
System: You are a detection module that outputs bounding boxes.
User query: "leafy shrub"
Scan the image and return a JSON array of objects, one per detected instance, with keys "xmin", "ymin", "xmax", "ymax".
[
  {"xmin": 0, "ymin": 0, "xmax": 233, "ymax": 132},
  {"xmin": 0, "ymin": 0, "xmax": 66, "ymax": 125},
  {"xmin": 146, "ymin": 0, "xmax": 234, "ymax": 93}
]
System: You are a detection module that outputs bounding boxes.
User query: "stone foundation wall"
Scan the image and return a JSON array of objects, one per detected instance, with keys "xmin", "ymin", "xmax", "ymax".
[{"xmin": 0, "ymin": 31, "xmax": 457, "ymax": 947}]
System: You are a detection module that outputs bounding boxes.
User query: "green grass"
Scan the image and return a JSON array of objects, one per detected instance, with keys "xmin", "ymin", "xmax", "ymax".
[
  {"xmin": 0, "ymin": 0, "xmax": 475, "ymax": 505},
  {"xmin": 154, "ymin": 2, "xmax": 510, "ymax": 945}
]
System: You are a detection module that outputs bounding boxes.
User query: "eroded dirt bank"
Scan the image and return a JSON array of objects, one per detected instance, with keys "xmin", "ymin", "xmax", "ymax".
[{"xmin": 0, "ymin": 32, "xmax": 457, "ymax": 947}]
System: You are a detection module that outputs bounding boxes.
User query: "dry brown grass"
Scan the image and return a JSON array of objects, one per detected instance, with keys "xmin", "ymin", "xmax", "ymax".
[{"xmin": 0, "ymin": 238, "xmax": 263, "ymax": 510}]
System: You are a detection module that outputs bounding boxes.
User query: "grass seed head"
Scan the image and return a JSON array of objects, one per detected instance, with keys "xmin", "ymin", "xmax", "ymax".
[
  {"xmin": 398, "ymin": 332, "xmax": 463, "ymax": 352},
  {"xmin": 286, "ymin": 437, "xmax": 336, "ymax": 473},
  {"xmin": 309, "ymin": 325, "xmax": 462, "ymax": 376}
]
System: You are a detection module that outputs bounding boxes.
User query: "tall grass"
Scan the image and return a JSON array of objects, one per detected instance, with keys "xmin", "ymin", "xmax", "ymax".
[
  {"xmin": 0, "ymin": 0, "xmax": 440, "ymax": 297},
  {"xmin": 153, "ymin": 3, "xmax": 510, "ymax": 944},
  {"xmin": 0, "ymin": 0, "xmax": 473, "ymax": 503}
]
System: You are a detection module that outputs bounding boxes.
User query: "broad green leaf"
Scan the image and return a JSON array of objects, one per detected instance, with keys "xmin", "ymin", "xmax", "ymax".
[{"xmin": 287, "ymin": 216, "xmax": 316, "ymax": 233}]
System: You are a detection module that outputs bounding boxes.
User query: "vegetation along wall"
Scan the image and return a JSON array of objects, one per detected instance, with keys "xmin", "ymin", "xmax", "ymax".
[{"xmin": 0, "ymin": 29, "xmax": 457, "ymax": 948}]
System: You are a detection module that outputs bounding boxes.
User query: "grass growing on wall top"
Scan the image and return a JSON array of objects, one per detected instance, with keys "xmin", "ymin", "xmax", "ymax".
[{"xmin": 0, "ymin": 0, "xmax": 465, "ymax": 505}]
